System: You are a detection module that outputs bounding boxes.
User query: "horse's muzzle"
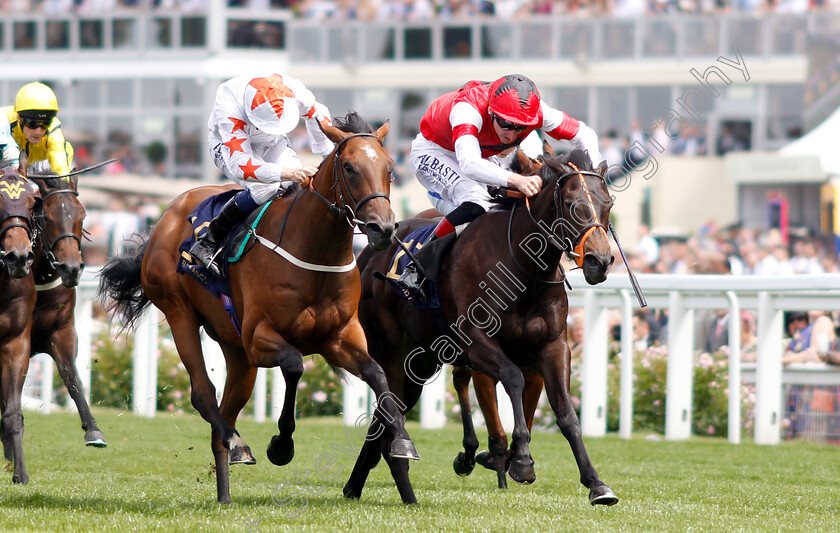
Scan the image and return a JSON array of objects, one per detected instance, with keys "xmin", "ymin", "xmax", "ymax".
[
  {"xmin": 3, "ymin": 250, "xmax": 35, "ymax": 279},
  {"xmin": 364, "ymin": 221, "xmax": 396, "ymax": 251},
  {"xmin": 582, "ymin": 253, "xmax": 614, "ymax": 285},
  {"xmin": 57, "ymin": 262, "xmax": 85, "ymax": 288}
]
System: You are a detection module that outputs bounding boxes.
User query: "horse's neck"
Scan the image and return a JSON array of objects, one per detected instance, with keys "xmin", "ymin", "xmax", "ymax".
[
  {"xmin": 510, "ymin": 196, "xmax": 565, "ymax": 271},
  {"xmin": 271, "ymin": 177, "xmax": 354, "ymax": 261}
]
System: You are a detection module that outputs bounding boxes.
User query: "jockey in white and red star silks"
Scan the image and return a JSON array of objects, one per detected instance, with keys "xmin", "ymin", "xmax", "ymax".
[
  {"xmin": 190, "ymin": 72, "xmax": 335, "ymax": 277},
  {"xmin": 207, "ymin": 72, "xmax": 334, "ymax": 204}
]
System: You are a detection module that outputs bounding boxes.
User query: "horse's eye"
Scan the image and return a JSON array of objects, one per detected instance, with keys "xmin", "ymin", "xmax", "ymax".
[{"xmin": 343, "ymin": 162, "xmax": 355, "ymax": 174}]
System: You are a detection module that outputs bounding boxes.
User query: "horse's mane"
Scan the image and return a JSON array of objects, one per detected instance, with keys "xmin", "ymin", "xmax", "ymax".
[{"xmin": 332, "ymin": 111, "xmax": 374, "ymax": 134}]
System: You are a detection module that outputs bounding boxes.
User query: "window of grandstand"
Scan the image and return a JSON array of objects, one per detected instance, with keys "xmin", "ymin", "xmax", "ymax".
[
  {"xmin": 726, "ymin": 18, "xmax": 762, "ymax": 56},
  {"xmin": 227, "ymin": 20, "xmax": 285, "ymax": 49},
  {"xmin": 481, "ymin": 24, "xmax": 513, "ymax": 60},
  {"xmin": 290, "ymin": 26, "xmax": 323, "ymax": 62},
  {"xmin": 443, "ymin": 26, "xmax": 471, "ymax": 59},
  {"xmin": 559, "ymin": 20, "xmax": 593, "ymax": 61},
  {"xmin": 328, "ymin": 27, "xmax": 358, "ymax": 63},
  {"xmin": 637, "ymin": 86, "xmax": 673, "ymax": 133},
  {"xmin": 598, "ymin": 87, "xmax": 630, "ymax": 136},
  {"xmin": 684, "ymin": 18, "xmax": 720, "ymax": 57},
  {"xmin": 644, "ymin": 19, "xmax": 678, "ymax": 58},
  {"xmin": 404, "ymin": 27, "xmax": 432, "ymax": 60},
  {"xmin": 601, "ymin": 20, "xmax": 635, "ymax": 59},
  {"xmin": 397, "ymin": 91, "xmax": 428, "ymax": 139},
  {"xmin": 771, "ymin": 17, "xmax": 808, "ymax": 55},
  {"xmin": 107, "ymin": 80, "xmax": 134, "ymax": 109},
  {"xmin": 149, "ymin": 17, "xmax": 172, "ymax": 49},
  {"xmin": 76, "ymin": 80, "xmax": 103, "ymax": 108},
  {"xmin": 363, "ymin": 27, "xmax": 394, "ymax": 61},
  {"xmin": 520, "ymin": 21, "xmax": 552, "ymax": 59},
  {"xmin": 174, "ymin": 80, "xmax": 204, "ymax": 109},
  {"xmin": 181, "ymin": 17, "xmax": 206, "ymax": 48},
  {"xmin": 13, "ymin": 21, "xmax": 36, "ymax": 51},
  {"xmin": 46, "ymin": 21, "xmax": 70, "ymax": 51},
  {"xmin": 767, "ymin": 85, "xmax": 805, "ymax": 141},
  {"xmin": 113, "ymin": 19, "xmax": 138, "ymax": 50},
  {"xmin": 80, "ymin": 19, "xmax": 104, "ymax": 50},
  {"xmin": 142, "ymin": 79, "xmax": 173, "ymax": 107},
  {"xmin": 554, "ymin": 88, "xmax": 589, "ymax": 125}
]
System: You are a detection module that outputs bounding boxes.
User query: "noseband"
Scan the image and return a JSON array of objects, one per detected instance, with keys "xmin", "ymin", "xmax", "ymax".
[
  {"xmin": 507, "ymin": 163, "xmax": 609, "ymax": 285},
  {"xmin": 308, "ymin": 133, "xmax": 391, "ymax": 228},
  {"xmin": 34, "ymin": 188, "xmax": 83, "ymax": 270}
]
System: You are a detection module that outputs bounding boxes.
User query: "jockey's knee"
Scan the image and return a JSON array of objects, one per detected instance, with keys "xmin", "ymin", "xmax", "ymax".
[{"xmin": 447, "ymin": 201, "xmax": 486, "ymax": 226}]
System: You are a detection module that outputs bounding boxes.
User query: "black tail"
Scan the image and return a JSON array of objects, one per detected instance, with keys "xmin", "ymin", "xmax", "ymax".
[{"xmin": 97, "ymin": 235, "xmax": 151, "ymax": 332}]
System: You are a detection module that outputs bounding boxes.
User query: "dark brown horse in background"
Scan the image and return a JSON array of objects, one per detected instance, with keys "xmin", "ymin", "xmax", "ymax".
[
  {"xmin": 345, "ymin": 148, "xmax": 618, "ymax": 506},
  {"xmin": 98, "ymin": 113, "xmax": 418, "ymax": 503},
  {"xmin": 27, "ymin": 170, "xmax": 106, "ymax": 447},
  {"xmin": 0, "ymin": 166, "xmax": 38, "ymax": 484}
]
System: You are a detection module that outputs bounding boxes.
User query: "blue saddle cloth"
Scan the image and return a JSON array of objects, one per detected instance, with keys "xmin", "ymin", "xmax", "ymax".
[
  {"xmin": 176, "ymin": 190, "xmax": 269, "ymax": 298},
  {"xmin": 382, "ymin": 224, "xmax": 442, "ymax": 310}
]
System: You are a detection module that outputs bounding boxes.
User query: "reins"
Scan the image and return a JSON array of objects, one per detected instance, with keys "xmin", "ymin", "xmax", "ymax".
[{"xmin": 34, "ymin": 187, "xmax": 83, "ymax": 270}]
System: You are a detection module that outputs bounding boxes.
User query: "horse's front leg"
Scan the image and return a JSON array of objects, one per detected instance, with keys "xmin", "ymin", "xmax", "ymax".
[
  {"xmin": 0, "ymin": 338, "xmax": 31, "ymax": 484},
  {"xmin": 471, "ymin": 371, "xmax": 510, "ymax": 489},
  {"xmin": 451, "ymin": 366, "xmax": 478, "ymax": 477},
  {"xmin": 539, "ymin": 342, "xmax": 617, "ymax": 506},
  {"xmin": 45, "ymin": 324, "xmax": 107, "ymax": 447},
  {"xmin": 321, "ymin": 319, "xmax": 418, "ymax": 462},
  {"xmin": 467, "ymin": 337, "xmax": 535, "ymax": 485},
  {"xmin": 247, "ymin": 322, "xmax": 304, "ymax": 467}
]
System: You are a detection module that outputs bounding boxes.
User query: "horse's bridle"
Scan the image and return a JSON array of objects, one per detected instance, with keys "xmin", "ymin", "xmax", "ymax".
[
  {"xmin": 307, "ymin": 133, "xmax": 391, "ymax": 228},
  {"xmin": 0, "ymin": 188, "xmax": 35, "ymax": 261},
  {"xmin": 507, "ymin": 164, "xmax": 609, "ymax": 286},
  {"xmin": 33, "ymin": 187, "xmax": 84, "ymax": 270}
]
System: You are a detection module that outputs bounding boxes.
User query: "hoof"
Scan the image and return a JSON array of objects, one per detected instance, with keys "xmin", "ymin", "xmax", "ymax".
[
  {"xmin": 475, "ymin": 451, "xmax": 504, "ymax": 472},
  {"xmin": 266, "ymin": 435, "xmax": 294, "ymax": 466},
  {"xmin": 589, "ymin": 484, "xmax": 618, "ymax": 506},
  {"xmin": 85, "ymin": 430, "xmax": 107, "ymax": 448},
  {"xmin": 229, "ymin": 444, "xmax": 256, "ymax": 465},
  {"xmin": 389, "ymin": 438, "xmax": 419, "ymax": 461},
  {"xmin": 452, "ymin": 452, "xmax": 475, "ymax": 476},
  {"xmin": 342, "ymin": 485, "xmax": 361, "ymax": 500},
  {"xmin": 507, "ymin": 457, "xmax": 536, "ymax": 485},
  {"xmin": 12, "ymin": 473, "xmax": 28, "ymax": 484}
]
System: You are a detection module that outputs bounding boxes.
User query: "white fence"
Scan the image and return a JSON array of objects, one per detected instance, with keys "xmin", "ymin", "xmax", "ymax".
[{"xmin": 24, "ymin": 268, "xmax": 840, "ymax": 446}]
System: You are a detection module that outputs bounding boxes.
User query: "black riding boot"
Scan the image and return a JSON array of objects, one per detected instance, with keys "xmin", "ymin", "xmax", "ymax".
[
  {"xmin": 188, "ymin": 197, "xmax": 248, "ymax": 277},
  {"xmin": 396, "ymin": 233, "xmax": 457, "ymax": 304}
]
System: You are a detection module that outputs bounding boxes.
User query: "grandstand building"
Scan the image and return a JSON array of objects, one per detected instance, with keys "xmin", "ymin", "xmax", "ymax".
[{"xmin": 1, "ymin": 4, "xmax": 834, "ymax": 240}]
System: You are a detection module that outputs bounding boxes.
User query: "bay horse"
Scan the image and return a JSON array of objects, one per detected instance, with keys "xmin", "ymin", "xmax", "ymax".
[
  {"xmin": 345, "ymin": 148, "xmax": 618, "ymax": 506},
  {"xmin": 26, "ymin": 170, "xmax": 106, "ymax": 447},
  {"xmin": 0, "ymin": 166, "xmax": 38, "ymax": 484},
  {"xmin": 98, "ymin": 113, "xmax": 418, "ymax": 504}
]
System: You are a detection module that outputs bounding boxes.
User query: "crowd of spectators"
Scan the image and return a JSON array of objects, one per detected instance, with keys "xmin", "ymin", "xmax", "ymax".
[{"xmin": 3, "ymin": 0, "xmax": 836, "ymax": 16}]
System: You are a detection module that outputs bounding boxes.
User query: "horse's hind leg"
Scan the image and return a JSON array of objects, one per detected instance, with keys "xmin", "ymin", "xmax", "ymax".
[
  {"xmin": 48, "ymin": 326, "xmax": 106, "ymax": 447},
  {"xmin": 452, "ymin": 366, "xmax": 478, "ymax": 477},
  {"xmin": 245, "ymin": 322, "xmax": 303, "ymax": 467},
  {"xmin": 540, "ymin": 347, "xmax": 617, "ymax": 506},
  {"xmin": 472, "ymin": 371, "xmax": 510, "ymax": 489},
  {"xmin": 218, "ymin": 341, "xmax": 258, "ymax": 465},
  {"xmin": 343, "ymin": 421, "xmax": 384, "ymax": 501},
  {"xmin": 167, "ymin": 309, "xmax": 244, "ymax": 503},
  {"xmin": 1, "ymin": 341, "xmax": 30, "ymax": 484}
]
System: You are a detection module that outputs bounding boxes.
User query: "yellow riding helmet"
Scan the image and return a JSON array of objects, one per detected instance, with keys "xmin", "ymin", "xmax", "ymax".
[{"xmin": 15, "ymin": 82, "xmax": 60, "ymax": 120}]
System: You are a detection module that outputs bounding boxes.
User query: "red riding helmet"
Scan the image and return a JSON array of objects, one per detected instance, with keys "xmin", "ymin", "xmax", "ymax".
[{"xmin": 488, "ymin": 74, "xmax": 541, "ymax": 127}]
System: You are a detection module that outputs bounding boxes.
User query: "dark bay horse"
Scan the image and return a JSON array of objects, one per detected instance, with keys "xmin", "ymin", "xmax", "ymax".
[
  {"xmin": 98, "ymin": 114, "xmax": 418, "ymax": 503},
  {"xmin": 345, "ymin": 149, "xmax": 618, "ymax": 506},
  {"xmin": 27, "ymin": 171, "xmax": 106, "ymax": 447},
  {"xmin": 0, "ymin": 166, "xmax": 38, "ymax": 484}
]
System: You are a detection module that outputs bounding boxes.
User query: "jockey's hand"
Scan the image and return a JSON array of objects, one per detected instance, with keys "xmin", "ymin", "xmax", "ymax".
[
  {"xmin": 282, "ymin": 165, "xmax": 319, "ymax": 186},
  {"xmin": 508, "ymin": 173, "xmax": 542, "ymax": 197}
]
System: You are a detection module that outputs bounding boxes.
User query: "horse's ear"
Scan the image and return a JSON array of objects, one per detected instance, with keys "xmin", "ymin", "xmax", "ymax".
[
  {"xmin": 542, "ymin": 140, "xmax": 555, "ymax": 158},
  {"xmin": 374, "ymin": 120, "xmax": 390, "ymax": 141},
  {"xmin": 515, "ymin": 148, "xmax": 542, "ymax": 176},
  {"xmin": 597, "ymin": 160, "xmax": 608, "ymax": 176},
  {"xmin": 544, "ymin": 157, "xmax": 572, "ymax": 176},
  {"xmin": 318, "ymin": 119, "xmax": 350, "ymax": 144}
]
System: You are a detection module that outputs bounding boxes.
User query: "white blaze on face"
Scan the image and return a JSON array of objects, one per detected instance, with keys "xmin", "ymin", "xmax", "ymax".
[{"xmin": 361, "ymin": 145, "xmax": 378, "ymax": 161}]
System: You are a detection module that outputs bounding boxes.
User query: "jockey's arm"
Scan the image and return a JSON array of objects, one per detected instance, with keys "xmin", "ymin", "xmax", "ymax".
[
  {"xmin": 45, "ymin": 122, "xmax": 74, "ymax": 175},
  {"xmin": 216, "ymin": 119, "xmax": 292, "ymax": 183},
  {"xmin": 284, "ymin": 75, "xmax": 334, "ymax": 157},
  {"xmin": 0, "ymin": 120, "xmax": 19, "ymax": 169},
  {"xmin": 450, "ymin": 103, "xmax": 513, "ymax": 188},
  {"xmin": 541, "ymin": 102, "xmax": 603, "ymax": 167}
]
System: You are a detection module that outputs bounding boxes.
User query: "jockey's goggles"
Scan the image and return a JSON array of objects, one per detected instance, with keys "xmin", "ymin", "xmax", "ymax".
[
  {"xmin": 21, "ymin": 118, "xmax": 49, "ymax": 130},
  {"xmin": 491, "ymin": 113, "xmax": 527, "ymax": 132}
]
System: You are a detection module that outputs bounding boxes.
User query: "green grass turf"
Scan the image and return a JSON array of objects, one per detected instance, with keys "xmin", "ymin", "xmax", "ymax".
[{"xmin": 0, "ymin": 408, "xmax": 837, "ymax": 532}]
